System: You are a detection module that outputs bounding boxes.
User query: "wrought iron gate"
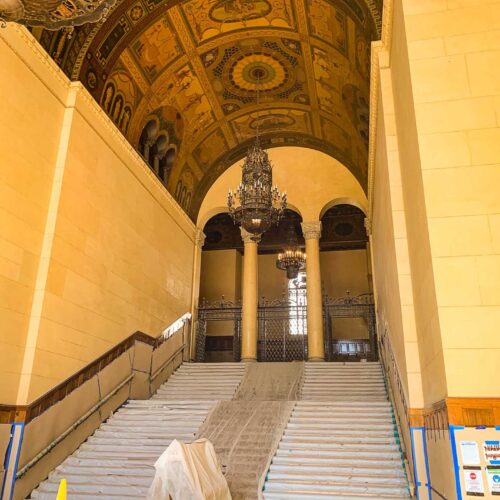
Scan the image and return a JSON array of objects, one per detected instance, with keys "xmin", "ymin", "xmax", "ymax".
[
  {"xmin": 195, "ymin": 298, "xmax": 241, "ymax": 362},
  {"xmin": 196, "ymin": 293, "xmax": 376, "ymax": 362},
  {"xmin": 257, "ymin": 299, "xmax": 308, "ymax": 361},
  {"xmin": 323, "ymin": 293, "xmax": 377, "ymax": 361}
]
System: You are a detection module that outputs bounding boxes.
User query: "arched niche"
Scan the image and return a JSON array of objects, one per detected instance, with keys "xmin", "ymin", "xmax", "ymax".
[{"xmin": 197, "ymin": 147, "xmax": 367, "ymax": 226}]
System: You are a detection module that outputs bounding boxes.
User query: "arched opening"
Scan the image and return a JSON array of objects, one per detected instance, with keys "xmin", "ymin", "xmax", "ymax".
[
  {"xmin": 199, "ymin": 209, "xmax": 305, "ymax": 362},
  {"xmin": 320, "ymin": 203, "xmax": 374, "ymax": 361}
]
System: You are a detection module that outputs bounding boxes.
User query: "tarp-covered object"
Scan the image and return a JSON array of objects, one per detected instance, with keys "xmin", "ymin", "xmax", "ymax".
[{"xmin": 147, "ymin": 438, "xmax": 232, "ymax": 500}]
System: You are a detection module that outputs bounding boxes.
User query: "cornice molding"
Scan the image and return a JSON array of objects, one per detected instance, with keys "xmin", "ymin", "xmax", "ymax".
[
  {"xmin": 367, "ymin": 0, "xmax": 395, "ymax": 226},
  {"xmin": 1, "ymin": 25, "xmax": 197, "ymax": 242}
]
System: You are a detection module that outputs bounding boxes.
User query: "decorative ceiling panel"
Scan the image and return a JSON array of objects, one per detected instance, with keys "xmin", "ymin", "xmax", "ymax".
[{"xmin": 33, "ymin": 0, "xmax": 381, "ymax": 221}]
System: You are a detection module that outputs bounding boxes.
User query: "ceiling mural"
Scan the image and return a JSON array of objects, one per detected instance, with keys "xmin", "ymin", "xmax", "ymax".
[{"xmin": 34, "ymin": 0, "xmax": 381, "ymax": 221}]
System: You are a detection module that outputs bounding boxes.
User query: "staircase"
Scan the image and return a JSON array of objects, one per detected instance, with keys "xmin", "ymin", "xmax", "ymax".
[
  {"xmin": 30, "ymin": 363, "xmax": 245, "ymax": 499},
  {"xmin": 263, "ymin": 362, "xmax": 411, "ymax": 499}
]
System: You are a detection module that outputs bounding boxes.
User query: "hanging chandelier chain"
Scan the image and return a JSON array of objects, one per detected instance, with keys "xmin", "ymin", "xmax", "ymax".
[{"xmin": 227, "ymin": 48, "xmax": 287, "ymax": 240}]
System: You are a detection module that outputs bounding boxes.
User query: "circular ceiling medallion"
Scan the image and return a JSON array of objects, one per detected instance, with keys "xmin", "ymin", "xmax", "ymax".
[
  {"xmin": 334, "ymin": 222, "xmax": 354, "ymax": 237},
  {"xmin": 231, "ymin": 53, "xmax": 286, "ymax": 92}
]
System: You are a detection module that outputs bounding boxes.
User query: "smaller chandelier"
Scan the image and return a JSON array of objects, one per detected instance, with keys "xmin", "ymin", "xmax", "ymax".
[
  {"xmin": 0, "ymin": 0, "xmax": 115, "ymax": 30},
  {"xmin": 276, "ymin": 224, "xmax": 306, "ymax": 280}
]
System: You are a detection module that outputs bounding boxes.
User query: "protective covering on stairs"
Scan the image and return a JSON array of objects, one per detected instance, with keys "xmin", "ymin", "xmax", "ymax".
[{"xmin": 147, "ymin": 438, "xmax": 231, "ymax": 500}]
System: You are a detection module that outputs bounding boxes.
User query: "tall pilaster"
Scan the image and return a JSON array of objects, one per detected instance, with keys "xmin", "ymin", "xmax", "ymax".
[
  {"xmin": 189, "ymin": 228, "xmax": 205, "ymax": 361},
  {"xmin": 301, "ymin": 221, "xmax": 325, "ymax": 361},
  {"xmin": 240, "ymin": 229, "xmax": 260, "ymax": 362}
]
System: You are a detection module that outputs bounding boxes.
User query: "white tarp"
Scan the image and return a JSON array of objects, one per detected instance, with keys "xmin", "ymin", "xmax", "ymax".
[{"xmin": 147, "ymin": 439, "xmax": 232, "ymax": 500}]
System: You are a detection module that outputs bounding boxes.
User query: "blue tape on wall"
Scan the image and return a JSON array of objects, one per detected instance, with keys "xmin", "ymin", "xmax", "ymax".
[
  {"xmin": 422, "ymin": 427, "xmax": 432, "ymax": 499},
  {"xmin": 410, "ymin": 427, "xmax": 421, "ymax": 499},
  {"xmin": 1, "ymin": 423, "xmax": 25, "ymax": 500},
  {"xmin": 449, "ymin": 425, "xmax": 463, "ymax": 500}
]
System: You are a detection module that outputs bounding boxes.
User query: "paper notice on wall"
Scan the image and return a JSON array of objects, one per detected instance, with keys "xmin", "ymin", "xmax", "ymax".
[
  {"xmin": 461, "ymin": 441, "xmax": 481, "ymax": 466},
  {"xmin": 464, "ymin": 468, "xmax": 485, "ymax": 496},
  {"xmin": 487, "ymin": 467, "xmax": 500, "ymax": 495},
  {"xmin": 484, "ymin": 441, "xmax": 500, "ymax": 464}
]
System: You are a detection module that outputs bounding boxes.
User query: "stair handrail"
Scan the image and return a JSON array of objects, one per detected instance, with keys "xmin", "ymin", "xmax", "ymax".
[
  {"xmin": 0, "ymin": 313, "xmax": 191, "ymax": 425},
  {"xmin": 377, "ymin": 329, "xmax": 416, "ymax": 497}
]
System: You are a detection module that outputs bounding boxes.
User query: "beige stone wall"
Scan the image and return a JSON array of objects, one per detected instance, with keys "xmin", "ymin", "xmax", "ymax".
[
  {"xmin": 0, "ymin": 26, "xmax": 196, "ymax": 404},
  {"xmin": 258, "ymin": 254, "xmax": 288, "ymax": 301},
  {"xmin": 401, "ymin": 0, "xmax": 500, "ymax": 398},
  {"xmin": 0, "ymin": 27, "xmax": 68, "ymax": 404}
]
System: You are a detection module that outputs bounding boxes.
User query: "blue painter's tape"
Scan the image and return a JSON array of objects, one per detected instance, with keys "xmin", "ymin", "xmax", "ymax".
[
  {"xmin": 1, "ymin": 422, "xmax": 25, "ymax": 500},
  {"xmin": 490, "ymin": 460, "xmax": 500, "ymax": 465},
  {"xmin": 494, "ymin": 426, "xmax": 500, "ymax": 431},
  {"xmin": 485, "ymin": 441, "xmax": 500, "ymax": 445},
  {"xmin": 450, "ymin": 425, "xmax": 462, "ymax": 500},
  {"xmin": 410, "ymin": 427, "xmax": 420, "ymax": 500},
  {"xmin": 422, "ymin": 427, "xmax": 432, "ymax": 499}
]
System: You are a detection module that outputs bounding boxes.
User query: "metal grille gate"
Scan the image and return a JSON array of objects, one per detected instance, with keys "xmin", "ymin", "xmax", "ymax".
[
  {"xmin": 323, "ymin": 293, "xmax": 377, "ymax": 361},
  {"xmin": 196, "ymin": 293, "xmax": 376, "ymax": 362},
  {"xmin": 257, "ymin": 300, "xmax": 308, "ymax": 361}
]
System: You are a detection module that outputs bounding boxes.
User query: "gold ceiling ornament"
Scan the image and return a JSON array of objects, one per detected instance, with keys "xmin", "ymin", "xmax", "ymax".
[{"xmin": 0, "ymin": 0, "xmax": 115, "ymax": 30}]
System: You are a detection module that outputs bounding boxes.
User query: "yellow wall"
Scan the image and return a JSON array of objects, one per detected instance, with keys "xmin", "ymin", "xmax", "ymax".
[
  {"xmin": 0, "ymin": 27, "xmax": 67, "ymax": 404},
  {"xmin": 197, "ymin": 147, "xmax": 368, "ymax": 228},
  {"xmin": 199, "ymin": 249, "xmax": 242, "ymax": 337},
  {"xmin": 0, "ymin": 26, "xmax": 196, "ymax": 404},
  {"xmin": 258, "ymin": 254, "xmax": 288, "ymax": 301},
  {"xmin": 400, "ymin": 0, "xmax": 500, "ymax": 399}
]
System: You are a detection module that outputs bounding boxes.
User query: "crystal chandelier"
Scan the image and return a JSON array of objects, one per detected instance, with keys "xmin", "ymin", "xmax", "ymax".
[
  {"xmin": 0, "ymin": 0, "xmax": 115, "ymax": 30},
  {"xmin": 276, "ymin": 224, "xmax": 306, "ymax": 280},
  {"xmin": 227, "ymin": 68, "xmax": 286, "ymax": 241}
]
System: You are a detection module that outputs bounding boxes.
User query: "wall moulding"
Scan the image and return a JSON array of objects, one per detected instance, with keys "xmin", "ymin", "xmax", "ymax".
[{"xmin": 414, "ymin": 398, "xmax": 500, "ymax": 432}]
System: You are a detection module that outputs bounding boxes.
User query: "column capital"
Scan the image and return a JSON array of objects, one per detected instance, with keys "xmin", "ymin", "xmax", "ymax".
[
  {"xmin": 241, "ymin": 228, "xmax": 261, "ymax": 244},
  {"xmin": 301, "ymin": 221, "xmax": 322, "ymax": 240},
  {"xmin": 194, "ymin": 228, "xmax": 206, "ymax": 248},
  {"xmin": 364, "ymin": 216, "xmax": 372, "ymax": 236}
]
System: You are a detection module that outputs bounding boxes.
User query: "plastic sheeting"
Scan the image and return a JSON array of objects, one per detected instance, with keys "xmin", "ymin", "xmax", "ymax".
[
  {"xmin": 196, "ymin": 401, "xmax": 295, "ymax": 500},
  {"xmin": 147, "ymin": 439, "xmax": 231, "ymax": 500},
  {"xmin": 234, "ymin": 361, "xmax": 304, "ymax": 401}
]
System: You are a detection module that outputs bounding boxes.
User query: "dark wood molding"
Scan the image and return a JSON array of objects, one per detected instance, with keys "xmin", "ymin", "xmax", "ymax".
[{"xmin": 0, "ymin": 330, "xmax": 174, "ymax": 425}]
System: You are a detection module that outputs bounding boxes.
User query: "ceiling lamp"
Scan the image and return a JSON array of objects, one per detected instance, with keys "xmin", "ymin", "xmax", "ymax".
[
  {"xmin": 276, "ymin": 224, "xmax": 306, "ymax": 280},
  {"xmin": 0, "ymin": 0, "xmax": 115, "ymax": 30},
  {"xmin": 227, "ymin": 68, "xmax": 286, "ymax": 241}
]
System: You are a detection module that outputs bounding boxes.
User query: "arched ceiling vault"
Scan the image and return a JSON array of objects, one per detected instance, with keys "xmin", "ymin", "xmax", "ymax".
[{"xmin": 35, "ymin": 0, "xmax": 381, "ymax": 221}]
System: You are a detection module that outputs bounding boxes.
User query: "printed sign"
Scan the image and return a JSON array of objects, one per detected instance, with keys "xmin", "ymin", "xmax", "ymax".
[
  {"xmin": 484, "ymin": 441, "xmax": 500, "ymax": 464},
  {"xmin": 487, "ymin": 467, "xmax": 500, "ymax": 495},
  {"xmin": 461, "ymin": 441, "xmax": 481, "ymax": 465},
  {"xmin": 464, "ymin": 468, "xmax": 485, "ymax": 496}
]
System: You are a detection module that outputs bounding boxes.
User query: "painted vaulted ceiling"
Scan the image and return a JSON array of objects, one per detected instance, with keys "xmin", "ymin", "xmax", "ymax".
[{"xmin": 35, "ymin": 0, "xmax": 381, "ymax": 221}]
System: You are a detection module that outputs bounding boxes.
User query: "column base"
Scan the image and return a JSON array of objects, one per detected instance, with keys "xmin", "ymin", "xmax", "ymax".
[
  {"xmin": 307, "ymin": 357, "xmax": 325, "ymax": 362},
  {"xmin": 241, "ymin": 357, "xmax": 257, "ymax": 363}
]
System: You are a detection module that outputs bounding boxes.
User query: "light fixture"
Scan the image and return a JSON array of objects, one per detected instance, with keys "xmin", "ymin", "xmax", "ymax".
[
  {"xmin": 0, "ymin": 0, "xmax": 115, "ymax": 30},
  {"xmin": 276, "ymin": 224, "xmax": 306, "ymax": 280},
  {"xmin": 227, "ymin": 67, "xmax": 286, "ymax": 241}
]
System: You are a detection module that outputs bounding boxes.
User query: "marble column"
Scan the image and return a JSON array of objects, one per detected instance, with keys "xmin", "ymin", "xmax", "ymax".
[
  {"xmin": 240, "ymin": 228, "xmax": 260, "ymax": 362},
  {"xmin": 189, "ymin": 228, "xmax": 205, "ymax": 361},
  {"xmin": 301, "ymin": 221, "xmax": 325, "ymax": 361}
]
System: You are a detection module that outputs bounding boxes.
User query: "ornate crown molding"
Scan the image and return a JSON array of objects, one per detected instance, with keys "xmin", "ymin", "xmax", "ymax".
[{"xmin": 367, "ymin": 0, "xmax": 395, "ymax": 222}]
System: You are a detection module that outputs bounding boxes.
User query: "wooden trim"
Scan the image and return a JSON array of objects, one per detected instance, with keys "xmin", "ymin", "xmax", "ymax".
[
  {"xmin": 410, "ymin": 398, "xmax": 500, "ymax": 432},
  {"xmin": 446, "ymin": 397, "xmax": 500, "ymax": 427},
  {"xmin": 409, "ymin": 408, "xmax": 425, "ymax": 427},
  {"xmin": 0, "ymin": 330, "xmax": 176, "ymax": 425}
]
